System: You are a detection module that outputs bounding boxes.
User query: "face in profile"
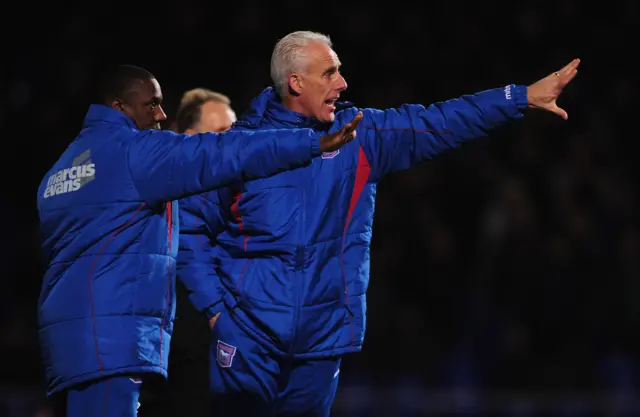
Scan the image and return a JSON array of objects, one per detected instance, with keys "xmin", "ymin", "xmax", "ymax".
[
  {"xmin": 115, "ymin": 78, "xmax": 167, "ymax": 130},
  {"xmin": 187, "ymin": 100, "xmax": 237, "ymax": 134},
  {"xmin": 291, "ymin": 41, "xmax": 348, "ymax": 123}
]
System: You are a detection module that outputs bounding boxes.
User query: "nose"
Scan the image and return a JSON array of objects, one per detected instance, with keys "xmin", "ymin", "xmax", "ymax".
[
  {"xmin": 337, "ymin": 74, "xmax": 348, "ymax": 92},
  {"xmin": 155, "ymin": 105, "xmax": 167, "ymax": 121}
]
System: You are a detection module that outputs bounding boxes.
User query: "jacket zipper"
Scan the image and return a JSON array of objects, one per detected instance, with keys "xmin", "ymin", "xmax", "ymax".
[{"xmin": 289, "ymin": 164, "xmax": 308, "ymax": 355}]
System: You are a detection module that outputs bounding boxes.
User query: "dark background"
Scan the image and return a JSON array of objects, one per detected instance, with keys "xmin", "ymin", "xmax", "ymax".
[{"xmin": 2, "ymin": 0, "xmax": 639, "ymax": 415}]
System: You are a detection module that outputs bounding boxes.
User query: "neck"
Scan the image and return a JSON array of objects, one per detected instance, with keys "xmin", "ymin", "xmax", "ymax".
[{"xmin": 281, "ymin": 95, "xmax": 311, "ymax": 118}]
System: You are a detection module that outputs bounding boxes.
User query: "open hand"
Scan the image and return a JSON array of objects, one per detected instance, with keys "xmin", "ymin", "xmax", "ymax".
[
  {"xmin": 527, "ymin": 58, "xmax": 580, "ymax": 120},
  {"xmin": 319, "ymin": 111, "xmax": 363, "ymax": 152}
]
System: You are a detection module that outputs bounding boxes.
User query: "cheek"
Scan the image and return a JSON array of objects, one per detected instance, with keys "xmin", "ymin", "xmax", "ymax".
[{"xmin": 131, "ymin": 106, "xmax": 146, "ymax": 118}]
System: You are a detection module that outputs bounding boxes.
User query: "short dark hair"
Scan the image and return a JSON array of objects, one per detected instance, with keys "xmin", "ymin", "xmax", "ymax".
[
  {"xmin": 97, "ymin": 64, "xmax": 155, "ymax": 105},
  {"xmin": 174, "ymin": 88, "xmax": 231, "ymax": 133}
]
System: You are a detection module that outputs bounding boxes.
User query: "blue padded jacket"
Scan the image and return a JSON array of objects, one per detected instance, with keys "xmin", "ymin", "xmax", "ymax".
[
  {"xmin": 176, "ymin": 85, "xmax": 528, "ymax": 358},
  {"xmin": 37, "ymin": 104, "xmax": 324, "ymax": 394}
]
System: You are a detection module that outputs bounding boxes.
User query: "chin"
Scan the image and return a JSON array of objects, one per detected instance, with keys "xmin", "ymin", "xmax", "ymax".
[{"xmin": 317, "ymin": 112, "xmax": 336, "ymax": 124}]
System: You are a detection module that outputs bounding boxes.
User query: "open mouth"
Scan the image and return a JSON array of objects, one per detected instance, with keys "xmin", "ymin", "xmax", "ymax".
[{"xmin": 324, "ymin": 98, "xmax": 337, "ymax": 110}]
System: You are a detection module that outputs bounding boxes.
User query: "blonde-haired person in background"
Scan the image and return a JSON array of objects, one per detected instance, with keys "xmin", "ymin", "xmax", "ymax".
[
  {"xmin": 139, "ymin": 88, "xmax": 237, "ymax": 417},
  {"xmin": 174, "ymin": 88, "xmax": 237, "ymax": 134}
]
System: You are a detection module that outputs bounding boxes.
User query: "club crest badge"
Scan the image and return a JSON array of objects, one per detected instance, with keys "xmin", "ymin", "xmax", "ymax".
[
  {"xmin": 216, "ymin": 340, "xmax": 237, "ymax": 368},
  {"xmin": 322, "ymin": 150, "xmax": 340, "ymax": 159}
]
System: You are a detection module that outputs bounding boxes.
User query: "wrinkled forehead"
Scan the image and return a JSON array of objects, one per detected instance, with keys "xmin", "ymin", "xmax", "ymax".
[
  {"xmin": 327, "ymin": 48, "xmax": 341, "ymax": 66},
  {"xmin": 306, "ymin": 42, "xmax": 341, "ymax": 69}
]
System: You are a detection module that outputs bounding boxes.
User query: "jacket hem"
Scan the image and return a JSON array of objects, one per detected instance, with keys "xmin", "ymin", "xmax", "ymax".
[
  {"xmin": 292, "ymin": 345, "xmax": 362, "ymax": 359},
  {"xmin": 47, "ymin": 364, "xmax": 166, "ymax": 396}
]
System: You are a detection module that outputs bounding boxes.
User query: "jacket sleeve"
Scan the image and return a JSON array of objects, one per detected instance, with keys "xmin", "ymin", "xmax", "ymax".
[
  {"xmin": 176, "ymin": 190, "xmax": 228, "ymax": 319},
  {"xmin": 355, "ymin": 84, "xmax": 528, "ymax": 182},
  {"xmin": 127, "ymin": 128, "xmax": 321, "ymax": 206}
]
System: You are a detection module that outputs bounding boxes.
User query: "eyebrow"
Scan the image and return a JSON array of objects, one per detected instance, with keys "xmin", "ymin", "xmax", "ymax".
[
  {"xmin": 145, "ymin": 96, "xmax": 162, "ymax": 105},
  {"xmin": 324, "ymin": 64, "xmax": 340, "ymax": 75}
]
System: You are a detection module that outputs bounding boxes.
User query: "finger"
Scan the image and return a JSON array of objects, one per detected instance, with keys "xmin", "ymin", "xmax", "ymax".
[
  {"xmin": 559, "ymin": 58, "xmax": 578, "ymax": 75},
  {"xmin": 341, "ymin": 129, "xmax": 357, "ymax": 145},
  {"xmin": 562, "ymin": 67, "xmax": 579, "ymax": 85},
  {"xmin": 352, "ymin": 111, "xmax": 363, "ymax": 127},
  {"xmin": 560, "ymin": 58, "xmax": 581, "ymax": 76},
  {"xmin": 343, "ymin": 111, "xmax": 363, "ymax": 134}
]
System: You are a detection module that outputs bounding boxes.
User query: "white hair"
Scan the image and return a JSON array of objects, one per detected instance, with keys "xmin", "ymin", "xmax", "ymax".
[{"xmin": 270, "ymin": 31, "xmax": 332, "ymax": 97}]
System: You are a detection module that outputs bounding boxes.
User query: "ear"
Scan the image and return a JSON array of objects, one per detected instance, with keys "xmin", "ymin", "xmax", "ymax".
[
  {"xmin": 288, "ymin": 73, "xmax": 303, "ymax": 96},
  {"xmin": 111, "ymin": 99, "xmax": 125, "ymax": 112}
]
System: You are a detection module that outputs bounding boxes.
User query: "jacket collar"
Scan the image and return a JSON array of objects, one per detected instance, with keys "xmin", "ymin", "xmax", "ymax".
[
  {"xmin": 83, "ymin": 104, "xmax": 137, "ymax": 130},
  {"xmin": 234, "ymin": 87, "xmax": 355, "ymax": 130},
  {"xmin": 265, "ymin": 99, "xmax": 319, "ymax": 129}
]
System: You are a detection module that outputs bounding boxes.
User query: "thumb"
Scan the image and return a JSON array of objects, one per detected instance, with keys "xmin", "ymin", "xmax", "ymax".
[{"xmin": 553, "ymin": 104, "xmax": 568, "ymax": 121}]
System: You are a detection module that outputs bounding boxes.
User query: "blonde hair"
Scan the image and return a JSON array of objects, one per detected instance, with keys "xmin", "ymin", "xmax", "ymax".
[
  {"xmin": 179, "ymin": 88, "xmax": 230, "ymax": 107},
  {"xmin": 175, "ymin": 88, "xmax": 231, "ymax": 133}
]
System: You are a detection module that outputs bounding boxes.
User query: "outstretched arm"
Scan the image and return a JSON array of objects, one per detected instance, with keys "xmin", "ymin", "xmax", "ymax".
[
  {"xmin": 129, "ymin": 112, "xmax": 363, "ymax": 206},
  {"xmin": 349, "ymin": 59, "xmax": 580, "ymax": 182}
]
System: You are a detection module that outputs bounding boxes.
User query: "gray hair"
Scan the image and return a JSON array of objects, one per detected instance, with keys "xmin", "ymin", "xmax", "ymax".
[{"xmin": 270, "ymin": 31, "xmax": 332, "ymax": 97}]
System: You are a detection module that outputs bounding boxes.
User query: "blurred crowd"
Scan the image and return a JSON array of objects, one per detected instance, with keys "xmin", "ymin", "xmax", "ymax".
[{"xmin": 2, "ymin": 1, "xmax": 638, "ymax": 415}]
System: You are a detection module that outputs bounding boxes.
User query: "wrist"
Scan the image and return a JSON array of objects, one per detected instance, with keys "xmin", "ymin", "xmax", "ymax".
[
  {"xmin": 310, "ymin": 132, "xmax": 321, "ymax": 157},
  {"xmin": 512, "ymin": 85, "xmax": 529, "ymax": 109}
]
